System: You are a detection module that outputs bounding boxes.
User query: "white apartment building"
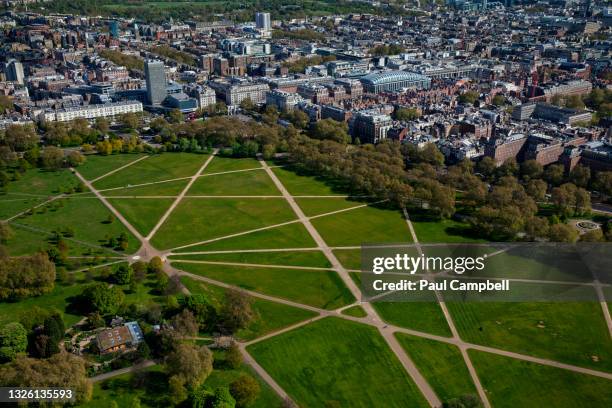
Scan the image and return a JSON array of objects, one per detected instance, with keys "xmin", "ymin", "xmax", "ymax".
[{"xmin": 39, "ymin": 101, "xmax": 143, "ymax": 122}]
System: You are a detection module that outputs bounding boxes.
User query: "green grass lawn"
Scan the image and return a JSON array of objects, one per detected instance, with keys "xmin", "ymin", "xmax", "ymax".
[
  {"xmin": 93, "ymin": 153, "xmax": 207, "ymax": 190},
  {"xmin": 80, "ymin": 365, "xmax": 170, "ymax": 408},
  {"xmin": 333, "ymin": 248, "xmax": 362, "ymax": 269},
  {"xmin": 295, "ymin": 197, "xmax": 371, "ymax": 217},
  {"xmin": 181, "ymin": 277, "xmax": 317, "ymax": 341},
  {"xmin": 168, "ymin": 250, "xmax": 332, "ymax": 268},
  {"xmin": 271, "ymin": 166, "xmax": 344, "ymax": 196},
  {"xmin": 107, "ymin": 198, "xmax": 174, "ymax": 236},
  {"xmin": 373, "ymin": 301, "xmax": 452, "ymax": 337},
  {"xmin": 341, "ymin": 305, "xmax": 367, "ymax": 317},
  {"xmin": 151, "ymin": 198, "xmax": 297, "ymax": 250},
  {"xmin": 410, "ymin": 217, "xmax": 486, "ymax": 243},
  {"xmin": 448, "ymin": 301, "xmax": 612, "ymax": 372},
  {"xmin": 4, "ymin": 168, "xmax": 82, "ymax": 196},
  {"xmin": 395, "ymin": 334, "xmax": 478, "ymax": 402},
  {"xmin": 311, "ymin": 205, "xmax": 412, "ymax": 247},
  {"xmin": 77, "ymin": 153, "xmax": 146, "ymax": 181},
  {"xmin": 15, "ymin": 197, "xmax": 140, "ymax": 254},
  {"xmin": 202, "ymin": 156, "xmax": 262, "ymax": 174},
  {"xmin": 248, "ymin": 317, "xmax": 429, "ymax": 407},
  {"xmin": 188, "ymin": 169, "xmax": 281, "ymax": 196},
  {"xmin": 173, "ymin": 262, "xmax": 354, "ymax": 310},
  {"xmin": 469, "ymin": 350, "xmax": 612, "ymax": 408},
  {"xmin": 100, "ymin": 179, "xmax": 188, "ymax": 196},
  {"xmin": 0, "ymin": 195, "xmax": 46, "ymax": 220},
  {"xmin": 172, "ymin": 222, "xmax": 316, "ymax": 253}
]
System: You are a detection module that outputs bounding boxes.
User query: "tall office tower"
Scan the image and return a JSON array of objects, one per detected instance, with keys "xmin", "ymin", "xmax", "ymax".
[
  {"xmin": 5, "ymin": 59, "xmax": 24, "ymax": 84},
  {"xmin": 255, "ymin": 12, "xmax": 271, "ymax": 30},
  {"xmin": 482, "ymin": 0, "xmax": 487, "ymax": 10},
  {"xmin": 145, "ymin": 60, "xmax": 166, "ymax": 105},
  {"xmin": 109, "ymin": 20, "xmax": 119, "ymax": 38}
]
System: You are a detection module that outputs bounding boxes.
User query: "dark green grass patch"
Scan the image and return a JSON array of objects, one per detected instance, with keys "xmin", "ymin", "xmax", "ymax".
[
  {"xmin": 469, "ymin": 350, "xmax": 612, "ymax": 408},
  {"xmin": 173, "ymin": 262, "xmax": 354, "ymax": 310},
  {"xmin": 247, "ymin": 317, "xmax": 429, "ymax": 407},
  {"xmin": 395, "ymin": 334, "xmax": 478, "ymax": 402}
]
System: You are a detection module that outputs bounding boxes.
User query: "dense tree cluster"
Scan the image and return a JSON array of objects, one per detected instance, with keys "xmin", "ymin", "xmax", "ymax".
[
  {"xmin": 99, "ymin": 49, "xmax": 144, "ymax": 71},
  {"xmin": 281, "ymin": 54, "xmax": 335, "ymax": 73},
  {"xmin": 0, "ymin": 352, "xmax": 92, "ymax": 403},
  {"xmin": 0, "ymin": 253, "xmax": 56, "ymax": 300},
  {"xmin": 150, "ymin": 45, "xmax": 197, "ymax": 67},
  {"xmin": 369, "ymin": 44, "xmax": 405, "ymax": 56}
]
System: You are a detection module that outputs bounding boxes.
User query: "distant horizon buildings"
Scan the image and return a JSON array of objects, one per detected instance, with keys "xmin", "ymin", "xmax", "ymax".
[
  {"xmin": 144, "ymin": 59, "xmax": 166, "ymax": 106},
  {"xmin": 255, "ymin": 12, "xmax": 271, "ymax": 30}
]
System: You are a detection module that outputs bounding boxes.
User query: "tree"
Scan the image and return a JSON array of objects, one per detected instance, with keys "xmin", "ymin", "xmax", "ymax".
[
  {"xmin": 94, "ymin": 117, "xmax": 110, "ymax": 135},
  {"xmin": 168, "ymin": 109, "xmax": 184, "ymax": 124},
  {"xmin": 165, "ymin": 343, "xmax": 213, "ymax": 388},
  {"xmin": 544, "ymin": 164, "xmax": 565, "ymax": 186},
  {"xmin": 594, "ymin": 171, "xmax": 612, "ymax": 200},
  {"xmin": 418, "ymin": 143, "xmax": 445, "ymax": 167},
  {"xmin": 225, "ymin": 342, "xmax": 243, "ymax": 369},
  {"xmin": 580, "ymin": 229, "xmax": 605, "ymax": 242},
  {"xmin": 442, "ymin": 394, "xmax": 481, "ymax": 408},
  {"xmin": 458, "ymin": 91, "xmax": 479, "ymax": 105},
  {"xmin": 569, "ymin": 165, "xmax": 590, "ymax": 188},
  {"xmin": 524, "ymin": 216, "xmax": 549, "ymax": 240},
  {"xmin": 80, "ymin": 283, "xmax": 125, "ymax": 315},
  {"xmin": 520, "ymin": 160, "xmax": 543, "ymax": 181},
  {"xmin": 119, "ymin": 112, "xmax": 140, "ymax": 130},
  {"xmin": 210, "ymin": 387, "xmax": 236, "ymax": 408},
  {"xmin": 220, "ymin": 289, "xmax": 255, "ymax": 333},
  {"xmin": 0, "ymin": 322, "xmax": 27, "ymax": 362},
  {"xmin": 0, "ymin": 222, "xmax": 13, "ymax": 244},
  {"xmin": 130, "ymin": 396, "xmax": 141, "ymax": 408},
  {"xmin": 492, "ymin": 95, "xmax": 506, "ymax": 106},
  {"xmin": 240, "ymin": 98, "xmax": 256, "ymax": 113},
  {"xmin": 40, "ymin": 146, "xmax": 65, "ymax": 169},
  {"xmin": 548, "ymin": 223, "xmax": 578, "ymax": 243},
  {"xmin": 497, "ymin": 157, "xmax": 518, "ymax": 177},
  {"xmin": 171, "ymin": 309, "xmax": 198, "ymax": 337},
  {"xmin": 394, "ymin": 107, "xmax": 420, "ymax": 121},
  {"xmin": 66, "ymin": 150, "xmax": 86, "ymax": 167},
  {"xmin": 0, "ymin": 252, "xmax": 56, "ymax": 300},
  {"xmin": 149, "ymin": 257, "xmax": 163, "ymax": 274},
  {"xmin": 525, "ymin": 179, "xmax": 547, "ymax": 201},
  {"xmin": 44, "ymin": 313, "xmax": 65, "ymax": 344},
  {"xmin": 0, "ymin": 353, "xmax": 92, "ymax": 403},
  {"xmin": 168, "ymin": 375, "xmax": 188, "ymax": 405},
  {"xmin": 2, "ymin": 124, "xmax": 38, "ymax": 152},
  {"xmin": 310, "ymin": 119, "xmax": 350, "ymax": 144},
  {"xmin": 114, "ymin": 264, "xmax": 133, "ymax": 285},
  {"xmin": 476, "ymin": 156, "xmax": 496, "ymax": 179},
  {"xmin": 230, "ymin": 374, "xmax": 260, "ymax": 407}
]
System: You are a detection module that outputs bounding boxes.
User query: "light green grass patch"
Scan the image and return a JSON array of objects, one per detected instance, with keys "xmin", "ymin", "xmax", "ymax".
[
  {"xmin": 295, "ymin": 197, "xmax": 371, "ymax": 217},
  {"xmin": 271, "ymin": 166, "xmax": 342, "ymax": 196},
  {"xmin": 333, "ymin": 249, "xmax": 362, "ymax": 270},
  {"xmin": 173, "ymin": 262, "xmax": 354, "ymax": 310},
  {"xmin": 107, "ymin": 198, "xmax": 174, "ymax": 236},
  {"xmin": 77, "ymin": 153, "xmax": 146, "ymax": 181},
  {"xmin": 312, "ymin": 205, "xmax": 412, "ymax": 246},
  {"xmin": 4, "ymin": 168, "xmax": 81, "ymax": 196},
  {"xmin": 469, "ymin": 350, "xmax": 612, "ymax": 408},
  {"xmin": 181, "ymin": 277, "xmax": 317, "ymax": 341},
  {"xmin": 172, "ymin": 222, "xmax": 316, "ymax": 253},
  {"xmin": 169, "ymin": 250, "xmax": 331, "ymax": 269},
  {"xmin": 203, "ymin": 156, "xmax": 262, "ymax": 173},
  {"xmin": 0, "ymin": 195, "xmax": 46, "ymax": 220},
  {"xmin": 15, "ymin": 197, "xmax": 140, "ymax": 254},
  {"xmin": 341, "ymin": 305, "xmax": 367, "ymax": 317},
  {"xmin": 395, "ymin": 334, "xmax": 478, "ymax": 401},
  {"xmin": 93, "ymin": 153, "xmax": 207, "ymax": 190},
  {"xmin": 247, "ymin": 317, "xmax": 429, "ymax": 407},
  {"xmin": 373, "ymin": 299, "xmax": 452, "ymax": 338},
  {"xmin": 448, "ymin": 300, "xmax": 612, "ymax": 372},
  {"xmin": 100, "ymin": 179, "xmax": 188, "ymax": 197},
  {"xmin": 151, "ymin": 198, "xmax": 297, "ymax": 250},
  {"xmin": 188, "ymin": 169, "xmax": 280, "ymax": 196}
]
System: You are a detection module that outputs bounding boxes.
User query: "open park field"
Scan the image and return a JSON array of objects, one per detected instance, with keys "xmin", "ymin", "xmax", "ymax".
[{"xmin": 2, "ymin": 151, "xmax": 610, "ymax": 407}]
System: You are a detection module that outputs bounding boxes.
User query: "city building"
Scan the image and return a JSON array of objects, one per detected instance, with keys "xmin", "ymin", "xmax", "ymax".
[
  {"xmin": 144, "ymin": 60, "xmax": 167, "ymax": 106},
  {"xmin": 255, "ymin": 12, "xmax": 271, "ymax": 30},
  {"xmin": 350, "ymin": 110, "xmax": 393, "ymax": 143},
  {"xmin": 360, "ymin": 71, "xmax": 431, "ymax": 93},
  {"xmin": 95, "ymin": 321, "xmax": 143, "ymax": 355},
  {"xmin": 266, "ymin": 90, "xmax": 304, "ymax": 111},
  {"xmin": 209, "ymin": 79, "xmax": 269, "ymax": 106},
  {"xmin": 39, "ymin": 101, "xmax": 143, "ymax": 122},
  {"xmin": 5, "ymin": 59, "xmax": 24, "ymax": 84}
]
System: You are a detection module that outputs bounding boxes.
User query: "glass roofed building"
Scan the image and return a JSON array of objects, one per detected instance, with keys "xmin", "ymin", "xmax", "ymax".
[{"xmin": 360, "ymin": 70, "xmax": 431, "ymax": 93}]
